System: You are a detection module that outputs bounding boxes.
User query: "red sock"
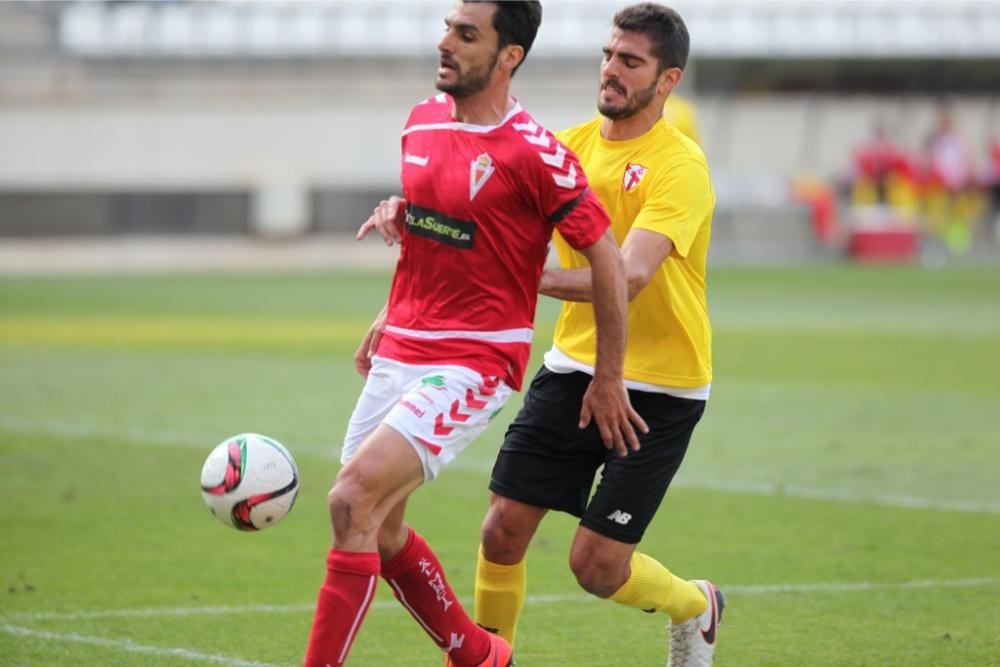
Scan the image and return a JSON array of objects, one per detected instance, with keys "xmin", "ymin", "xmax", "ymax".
[
  {"xmin": 382, "ymin": 528, "xmax": 491, "ymax": 665},
  {"xmin": 304, "ymin": 549, "xmax": 380, "ymax": 667}
]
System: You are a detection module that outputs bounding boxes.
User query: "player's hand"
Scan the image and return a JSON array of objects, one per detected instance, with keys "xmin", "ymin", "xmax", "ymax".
[
  {"xmin": 579, "ymin": 376, "xmax": 649, "ymax": 457},
  {"xmin": 354, "ymin": 309, "xmax": 388, "ymax": 378},
  {"xmin": 357, "ymin": 196, "xmax": 407, "ymax": 246}
]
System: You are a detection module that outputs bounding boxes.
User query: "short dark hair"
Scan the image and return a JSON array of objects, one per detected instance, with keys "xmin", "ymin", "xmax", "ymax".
[
  {"xmin": 465, "ymin": 1, "xmax": 543, "ymax": 75},
  {"xmin": 613, "ymin": 3, "xmax": 689, "ymax": 72}
]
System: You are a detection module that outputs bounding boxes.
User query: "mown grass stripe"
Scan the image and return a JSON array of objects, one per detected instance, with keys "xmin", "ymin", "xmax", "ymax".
[{"xmin": 0, "ymin": 316, "xmax": 371, "ymax": 347}]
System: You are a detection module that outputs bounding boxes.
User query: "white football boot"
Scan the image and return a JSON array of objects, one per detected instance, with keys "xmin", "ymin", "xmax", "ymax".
[{"xmin": 667, "ymin": 580, "xmax": 724, "ymax": 667}]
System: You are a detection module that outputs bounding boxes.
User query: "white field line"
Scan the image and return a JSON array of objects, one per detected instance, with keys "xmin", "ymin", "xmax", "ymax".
[
  {"xmin": 0, "ymin": 624, "xmax": 287, "ymax": 667},
  {"xmin": 5, "ymin": 577, "xmax": 999, "ymax": 624},
  {"xmin": 4, "ymin": 414, "xmax": 1000, "ymax": 515}
]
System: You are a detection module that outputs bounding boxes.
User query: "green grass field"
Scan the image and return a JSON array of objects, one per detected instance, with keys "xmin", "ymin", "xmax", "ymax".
[{"xmin": 2, "ymin": 265, "xmax": 999, "ymax": 666}]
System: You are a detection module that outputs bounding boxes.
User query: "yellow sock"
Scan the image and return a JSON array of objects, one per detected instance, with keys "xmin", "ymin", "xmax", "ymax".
[
  {"xmin": 473, "ymin": 546, "xmax": 526, "ymax": 646},
  {"xmin": 609, "ymin": 552, "xmax": 707, "ymax": 624}
]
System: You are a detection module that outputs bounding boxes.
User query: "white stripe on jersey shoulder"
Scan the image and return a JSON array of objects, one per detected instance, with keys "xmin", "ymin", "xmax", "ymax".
[
  {"xmin": 402, "ymin": 102, "xmax": 525, "ymax": 136},
  {"xmin": 511, "ymin": 119, "xmax": 578, "ymax": 189},
  {"xmin": 385, "ymin": 324, "xmax": 533, "ymax": 344}
]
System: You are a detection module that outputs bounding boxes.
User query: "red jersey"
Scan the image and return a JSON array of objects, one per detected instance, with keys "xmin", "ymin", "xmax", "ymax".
[{"xmin": 378, "ymin": 94, "xmax": 610, "ymax": 390}]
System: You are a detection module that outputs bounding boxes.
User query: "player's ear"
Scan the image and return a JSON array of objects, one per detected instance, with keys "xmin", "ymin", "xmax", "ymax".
[
  {"xmin": 499, "ymin": 44, "xmax": 525, "ymax": 75},
  {"xmin": 658, "ymin": 67, "xmax": 683, "ymax": 96}
]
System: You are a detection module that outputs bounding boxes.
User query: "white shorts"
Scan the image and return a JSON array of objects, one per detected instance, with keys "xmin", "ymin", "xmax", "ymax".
[{"xmin": 341, "ymin": 356, "xmax": 514, "ymax": 481}]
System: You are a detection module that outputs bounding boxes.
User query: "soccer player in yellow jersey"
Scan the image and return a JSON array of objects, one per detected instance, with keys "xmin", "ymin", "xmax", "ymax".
[{"xmin": 474, "ymin": 4, "xmax": 722, "ymax": 666}]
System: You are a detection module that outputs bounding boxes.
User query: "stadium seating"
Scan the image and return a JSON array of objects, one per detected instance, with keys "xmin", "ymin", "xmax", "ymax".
[{"xmin": 2, "ymin": 1, "xmax": 998, "ymax": 261}]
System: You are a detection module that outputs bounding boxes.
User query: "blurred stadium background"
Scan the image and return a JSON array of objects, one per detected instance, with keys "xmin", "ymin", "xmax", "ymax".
[{"xmin": 1, "ymin": 0, "xmax": 998, "ymax": 268}]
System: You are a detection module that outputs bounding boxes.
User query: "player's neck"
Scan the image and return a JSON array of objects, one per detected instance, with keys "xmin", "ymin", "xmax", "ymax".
[
  {"xmin": 601, "ymin": 104, "xmax": 664, "ymax": 142},
  {"xmin": 451, "ymin": 88, "xmax": 516, "ymax": 126}
]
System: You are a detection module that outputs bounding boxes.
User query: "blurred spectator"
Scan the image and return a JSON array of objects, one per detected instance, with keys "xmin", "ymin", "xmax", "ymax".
[
  {"xmin": 663, "ymin": 94, "xmax": 701, "ymax": 145},
  {"xmin": 991, "ymin": 135, "xmax": 1000, "ymax": 242},
  {"xmin": 922, "ymin": 106, "xmax": 984, "ymax": 254},
  {"xmin": 850, "ymin": 120, "xmax": 920, "ymax": 219},
  {"xmin": 926, "ymin": 108, "xmax": 973, "ymax": 193}
]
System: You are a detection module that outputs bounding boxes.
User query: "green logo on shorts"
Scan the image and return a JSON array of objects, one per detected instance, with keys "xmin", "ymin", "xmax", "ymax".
[
  {"xmin": 488, "ymin": 408, "xmax": 503, "ymax": 421},
  {"xmin": 421, "ymin": 375, "xmax": 445, "ymax": 388}
]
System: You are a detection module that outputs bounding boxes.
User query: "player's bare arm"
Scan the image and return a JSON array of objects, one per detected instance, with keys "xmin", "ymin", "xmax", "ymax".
[
  {"xmin": 354, "ymin": 303, "xmax": 388, "ymax": 378},
  {"xmin": 540, "ymin": 227, "xmax": 674, "ymax": 302},
  {"xmin": 576, "ymin": 230, "xmax": 649, "ymax": 456},
  {"xmin": 357, "ymin": 195, "xmax": 406, "ymax": 246}
]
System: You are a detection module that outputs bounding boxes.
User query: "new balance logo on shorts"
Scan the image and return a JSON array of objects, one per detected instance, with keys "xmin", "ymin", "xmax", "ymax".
[{"xmin": 607, "ymin": 509, "xmax": 632, "ymax": 525}]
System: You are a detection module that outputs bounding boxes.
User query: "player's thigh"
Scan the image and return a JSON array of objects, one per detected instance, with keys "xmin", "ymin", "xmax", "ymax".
[
  {"xmin": 581, "ymin": 393, "xmax": 706, "ymax": 544},
  {"xmin": 342, "ymin": 356, "xmax": 408, "ymax": 466},
  {"xmin": 336, "ymin": 423, "xmax": 425, "ymax": 518},
  {"xmin": 383, "ymin": 365, "xmax": 513, "ymax": 481},
  {"xmin": 490, "ymin": 367, "xmax": 607, "ymax": 517}
]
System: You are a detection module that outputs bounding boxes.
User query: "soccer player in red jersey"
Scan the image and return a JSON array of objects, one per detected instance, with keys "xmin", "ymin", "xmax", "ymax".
[{"xmin": 303, "ymin": 2, "xmax": 646, "ymax": 666}]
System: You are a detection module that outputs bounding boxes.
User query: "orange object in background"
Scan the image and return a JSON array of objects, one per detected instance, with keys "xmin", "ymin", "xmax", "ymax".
[{"xmin": 791, "ymin": 177, "xmax": 838, "ymax": 243}]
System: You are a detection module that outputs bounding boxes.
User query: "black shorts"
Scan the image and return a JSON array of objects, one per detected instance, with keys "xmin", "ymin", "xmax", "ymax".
[{"xmin": 489, "ymin": 366, "xmax": 705, "ymax": 544}]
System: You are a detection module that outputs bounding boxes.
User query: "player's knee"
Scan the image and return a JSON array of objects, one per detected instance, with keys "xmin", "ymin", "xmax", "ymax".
[
  {"xmin": 569, "ymin": 551, "xmax": 626, "ymax": 598},
  {"xmin": 480, "ymin": 505, "xmax": 530, "ymax": 563},
  {"xmin": 326, "ymin": 474, "xmax": 375, "ymax": 537},
  {"xmin": 325, "ymin": 485, "xmax": 352, "ymax": 535},
  {"xmin": 480, "ymin": 521, "xmax": 521, "ymax": 563},
  {"xmin": 479, "ymin": 515, "xmax": 515, "ymax": 561}
]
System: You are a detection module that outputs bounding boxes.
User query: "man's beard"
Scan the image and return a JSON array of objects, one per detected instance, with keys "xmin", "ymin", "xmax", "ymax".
[
  {"xmin": 437, "ymin": 51, "xmax": 499, "ymax": 99},
  {"xmin": 598, "ymin": 77, "xmax": 658, "ymax": 120}
]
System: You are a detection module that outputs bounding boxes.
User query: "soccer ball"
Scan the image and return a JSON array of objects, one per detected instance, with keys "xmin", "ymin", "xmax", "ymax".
[{"xmin": 200, "ymin": 433, "xmax": 299, "ymax": 531}]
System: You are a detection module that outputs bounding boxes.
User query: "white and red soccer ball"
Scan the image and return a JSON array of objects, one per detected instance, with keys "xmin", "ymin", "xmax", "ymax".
[{"xmin": 200, "ymin": 433, "xmax": 299, "ymax": 531}]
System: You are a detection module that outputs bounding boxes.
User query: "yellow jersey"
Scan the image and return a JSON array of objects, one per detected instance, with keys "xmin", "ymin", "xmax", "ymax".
[{"xmin": 550, "ymin": 116, "xmax": 714, "ymax": 389}]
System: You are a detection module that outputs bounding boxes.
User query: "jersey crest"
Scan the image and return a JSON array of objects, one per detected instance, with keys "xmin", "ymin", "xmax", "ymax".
[
  {"xmin": 469, "ymin": 153, "xmax": 495, "ymax": 200},
  {"xmin": 623, "ymin": 162, "xmax": 649, "ymax": 192}
]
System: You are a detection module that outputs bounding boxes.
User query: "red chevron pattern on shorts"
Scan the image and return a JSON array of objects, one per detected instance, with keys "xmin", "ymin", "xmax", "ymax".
[
  {"xmin": 433, "ymin": 413, "xmax": 454, "ymax": 437},
  {"xmin": 465, "ymin": 388, "xmax": 487, "ymax": 410},
  {"xmin": 477, "ymin": 376, "xmax": 500, "ymax": 396},
  {"xmin": 414, "ymin": 436, "xmax": 442, "ymax": 455},
  {"xmin": 449, "ymin": 400, "xmax": 471, "ymax": 423}
]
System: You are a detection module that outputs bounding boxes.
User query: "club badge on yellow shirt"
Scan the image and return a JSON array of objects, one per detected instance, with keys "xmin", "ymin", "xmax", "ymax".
[{"xmin": 623, "ymin": 162, "xmax": 649, "ymax": 192}]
